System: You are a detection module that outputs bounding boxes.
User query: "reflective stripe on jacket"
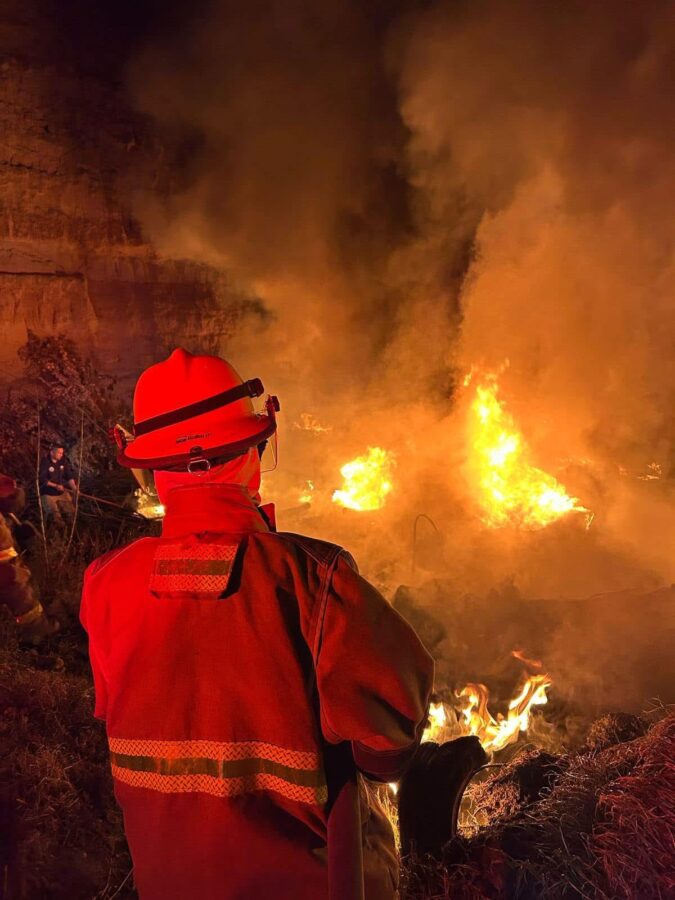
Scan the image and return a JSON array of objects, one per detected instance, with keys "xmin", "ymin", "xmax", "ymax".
[{"xmin": 80, "ymin": 483, "xmax": 433, "ymax": 900}]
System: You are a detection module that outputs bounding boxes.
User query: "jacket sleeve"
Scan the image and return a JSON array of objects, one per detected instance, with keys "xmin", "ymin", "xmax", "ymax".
[
  {"xmin": 315, "ymin": 552, "xmax": 434, "ymax": 782},
  {"xmin": 80, "ymin": 564, "xmax": 108, "ymax": 721}
]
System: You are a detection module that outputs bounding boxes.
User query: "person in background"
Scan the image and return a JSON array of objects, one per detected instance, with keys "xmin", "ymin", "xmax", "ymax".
[
  {"xmin": 81, "ymin": 348, "xmax": 434, "ymax": 900},
  {"xmin": 0, "ymin": 474, "xmax": 59, "ymax": 644},
  {"xmin": 39, "ymin": 444, "xmax": 78, "ymax": 526}
]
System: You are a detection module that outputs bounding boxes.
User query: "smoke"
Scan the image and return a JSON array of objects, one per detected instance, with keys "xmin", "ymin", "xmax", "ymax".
[
  {"xmin": 128, "ymin": 0, "xmax": 675, "ymax": 598},
  {"xmin": 397, "ymin": 0, "xmax": 675, "ymax": 584},
  {"xmin": 128, "ymin": 0, "xmax": 427, "ymax": 398}
]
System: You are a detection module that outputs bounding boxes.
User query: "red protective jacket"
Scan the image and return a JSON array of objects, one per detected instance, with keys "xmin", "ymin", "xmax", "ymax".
[{"xmin": 80, "ymin": 483, "xmax": 433, "ymax": 899}]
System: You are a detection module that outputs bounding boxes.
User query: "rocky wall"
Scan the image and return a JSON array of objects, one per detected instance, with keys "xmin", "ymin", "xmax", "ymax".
[{"xmin": 0, "ymin": 0, "xmax": 243, "ymax": 382}]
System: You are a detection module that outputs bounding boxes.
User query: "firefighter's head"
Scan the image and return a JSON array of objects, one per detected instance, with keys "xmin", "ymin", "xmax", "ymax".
[
  {"xmin": 50, "ymin": 445, "xmax": 64, "ymax": 462},
  {"xmin": 114, "ymin": 349, "xmax": 279, "ymax": 500}
]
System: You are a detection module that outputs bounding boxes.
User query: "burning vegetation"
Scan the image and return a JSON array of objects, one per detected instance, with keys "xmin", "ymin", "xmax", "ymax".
[
  {"xmin": 465, "ymin": 373, "xmax": 589, "ymax": 531},
  {"xmin": 456, "ymin": 673, "xmax": 552, "ymax": 755},
  {"xmin": 332, "ymin": 447, "xmax": 395, "ymax": 512}
]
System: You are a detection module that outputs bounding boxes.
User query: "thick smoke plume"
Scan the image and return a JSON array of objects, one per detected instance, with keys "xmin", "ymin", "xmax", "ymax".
[
  {"xmin": 398, "ymin": 0, "xmax": 675, "ymax": 587},
  {"xmin": 129, "ymin": 0, "xmax": 675, "ymax": 605}
]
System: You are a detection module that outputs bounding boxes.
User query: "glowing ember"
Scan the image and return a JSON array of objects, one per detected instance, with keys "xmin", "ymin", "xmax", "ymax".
[
  {"xmin": 332, "ymin": 447, "xmax": 394, "ymax": 511},
  {"xmin": 467, "ymin": 374, "xmax": 587, "ymax": 529},
  {"xmin": 456, "ymin": 673, "xmax": 552, "ymax": 753}
]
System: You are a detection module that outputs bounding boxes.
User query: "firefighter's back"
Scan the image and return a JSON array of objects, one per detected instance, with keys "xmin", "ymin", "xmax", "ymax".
[{"xmin": 81, "ymin": 519, "xmax": 339, "ymax": 900}]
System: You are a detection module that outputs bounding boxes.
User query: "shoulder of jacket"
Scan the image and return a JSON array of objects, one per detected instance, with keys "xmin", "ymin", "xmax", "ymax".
[
  {"xmin": 85, "ymin": 537, "xmax": 155, "ymax": 581},
  {"xmin": 260, "ymin": 531, "xmax": 352, "ymax": 570}
]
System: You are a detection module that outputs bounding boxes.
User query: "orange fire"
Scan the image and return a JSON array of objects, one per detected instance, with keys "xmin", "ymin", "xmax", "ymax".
[
  {"xmin": 332, "ymin": 447, "xmax": 394, "ymax": 511},
  {"xmin": 511, "ymin": 648, "xmax": 543, "ymax": 670},
  {"xmin": 298, "ymin": 480, "xmax": 314, "ymax": 504},
  {"xmin": 134, "ymin": 488, "xmax": 166, "ymax": 520},
  {"xmin": 419, "ymin": 670, "xmax": 552, "ymax": 755},
  {"xmin": 422, "ymin": 701, "xmax": 448, "ymax": 742},
  {"xmin": 294, "ymin": 413, "xmax": 332, "ymax": 433},
  {"xmin": 457, "ymin": 673, "xmax": 552, "ymax": 753},
  {"xmin": 466, "ymin": 373, "xmax": 588, "ymax": 529}
]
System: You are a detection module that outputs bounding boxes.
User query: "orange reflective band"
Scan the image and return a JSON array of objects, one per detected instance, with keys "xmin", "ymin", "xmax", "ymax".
[
  {"xmin": 108, "ymin": 738, "xmax": 327, "ymax": 805},
  {"xmin": 150, "ymin": 543, "xmax": 237, "ymax": 596}
]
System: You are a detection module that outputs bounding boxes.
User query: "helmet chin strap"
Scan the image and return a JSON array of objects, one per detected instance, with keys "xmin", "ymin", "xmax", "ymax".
[
  {"xmin": 114, "ymin": 395, "xmax": 280, "ymax": 472},
  {"xmin": 186, "ymin": 457, "xmax": 212, "ymax": 475},
  {"xmin": 161, "ymin": 448, "xmax": 249, "ymax": 474},
  {"xmin": 154, "ymin": 448, "xmax": 262, "ymax": 505}
]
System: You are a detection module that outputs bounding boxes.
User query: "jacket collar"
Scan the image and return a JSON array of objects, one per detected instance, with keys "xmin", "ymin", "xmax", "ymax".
[{"xmin": 161, "ymin": 483, "xmax": 270, "ymax": 538}]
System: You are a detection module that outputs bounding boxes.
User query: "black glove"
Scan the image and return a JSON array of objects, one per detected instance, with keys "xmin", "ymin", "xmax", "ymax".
[{"xmin": 397, "ymin": 737, "xmax": 487, "ymax": 858}]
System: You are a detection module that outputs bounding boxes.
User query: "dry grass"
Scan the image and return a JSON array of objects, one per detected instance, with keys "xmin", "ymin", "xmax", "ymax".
[
  {"xmin": 0, "ymin": 619, "xmax": 134, "ymax": 899},
  {"xmin": 402, "ymin": 711, "xmax": 674, "ymax": 899}
]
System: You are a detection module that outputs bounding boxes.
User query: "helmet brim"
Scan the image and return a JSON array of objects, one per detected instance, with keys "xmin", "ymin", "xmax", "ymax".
[{"xmin": 117, "ymin": 414, "xmax": 276, "ymax": 470}]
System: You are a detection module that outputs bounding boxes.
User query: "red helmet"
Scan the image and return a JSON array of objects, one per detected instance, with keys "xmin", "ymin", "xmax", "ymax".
[{"xmin": 115, "ymin": 349, "xmax": 279, "ymax": 470}]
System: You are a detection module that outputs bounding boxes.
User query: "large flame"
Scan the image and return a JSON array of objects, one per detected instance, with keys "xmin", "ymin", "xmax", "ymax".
[
  {"xmin": 332, "ymin": 447, "xmax": 394, "ymax": 511},
  {"xmin": 467, "ymin": 373, "xmax": 587, "ymax": 529},
  {"xmin": 457, "ymin": 673, "xmax": 552, "ymax": 753}
]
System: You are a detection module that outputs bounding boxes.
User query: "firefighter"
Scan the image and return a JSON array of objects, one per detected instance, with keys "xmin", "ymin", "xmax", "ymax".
[
  {"xmin": 0, "ymin": 474, "xmax": 59, "ymax": 644},
  {"xmin": 38, "ymin": 444, "xmax": 78, "ymax": 526},
  {"xmin": 80, "ymin": 349, "xmax": 433, "ymax": 900}
]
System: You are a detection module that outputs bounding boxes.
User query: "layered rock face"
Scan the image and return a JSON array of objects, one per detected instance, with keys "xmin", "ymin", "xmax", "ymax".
[{"xmin": 0, "ymin": 0, "xmax": 243, "ymax": 381}]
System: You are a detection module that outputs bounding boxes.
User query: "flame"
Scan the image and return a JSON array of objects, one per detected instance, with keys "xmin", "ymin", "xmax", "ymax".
[
  {"xmin": 134, "ymin": 488, "xmax": 165, "ymax": 520},
  {"xmin": 467, "ymin": 373, "xmax": 588, "ymax": 529},
  {"xmin": 457, "ymin": 673, "xmax": 552, "ymax": 753},
  {"xmin": 619, "ymin": 463, "xmax": 663, "ymax": 481},
  {"xmin": 387, "ymin": 675, "xmax": 551, "ymax": 796},
  {"xmin": 388, "ymin": 699, "xmax": 447, "ymax": 796},
  {"xmin": 294, "ymin": 413, "xmax": 332, "ymax": 433},
  {"xmin": 332, "ymin": 447, "xmax": 394, "ymax": 511},
  {"xmin": 422, "ymin": 701, "xmax": 448, "ymax": 742},
  {"xmin": 511, "ymin": 648, "xmax": 543, "ymax": 670},
  {"xmin": 298, "ymin": 480, "xmax": 314, "ymax": 504}
]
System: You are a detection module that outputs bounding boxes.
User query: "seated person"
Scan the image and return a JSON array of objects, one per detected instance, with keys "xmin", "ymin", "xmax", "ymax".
[{"xmin": 38, "ymin": 444, "xmax": 78, "ymax": 526}]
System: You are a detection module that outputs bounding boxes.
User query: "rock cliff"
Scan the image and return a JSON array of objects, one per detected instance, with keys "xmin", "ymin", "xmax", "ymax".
[{"xmin": 0, "ymin": 0, "xmax": 245, "ymax": 382}]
